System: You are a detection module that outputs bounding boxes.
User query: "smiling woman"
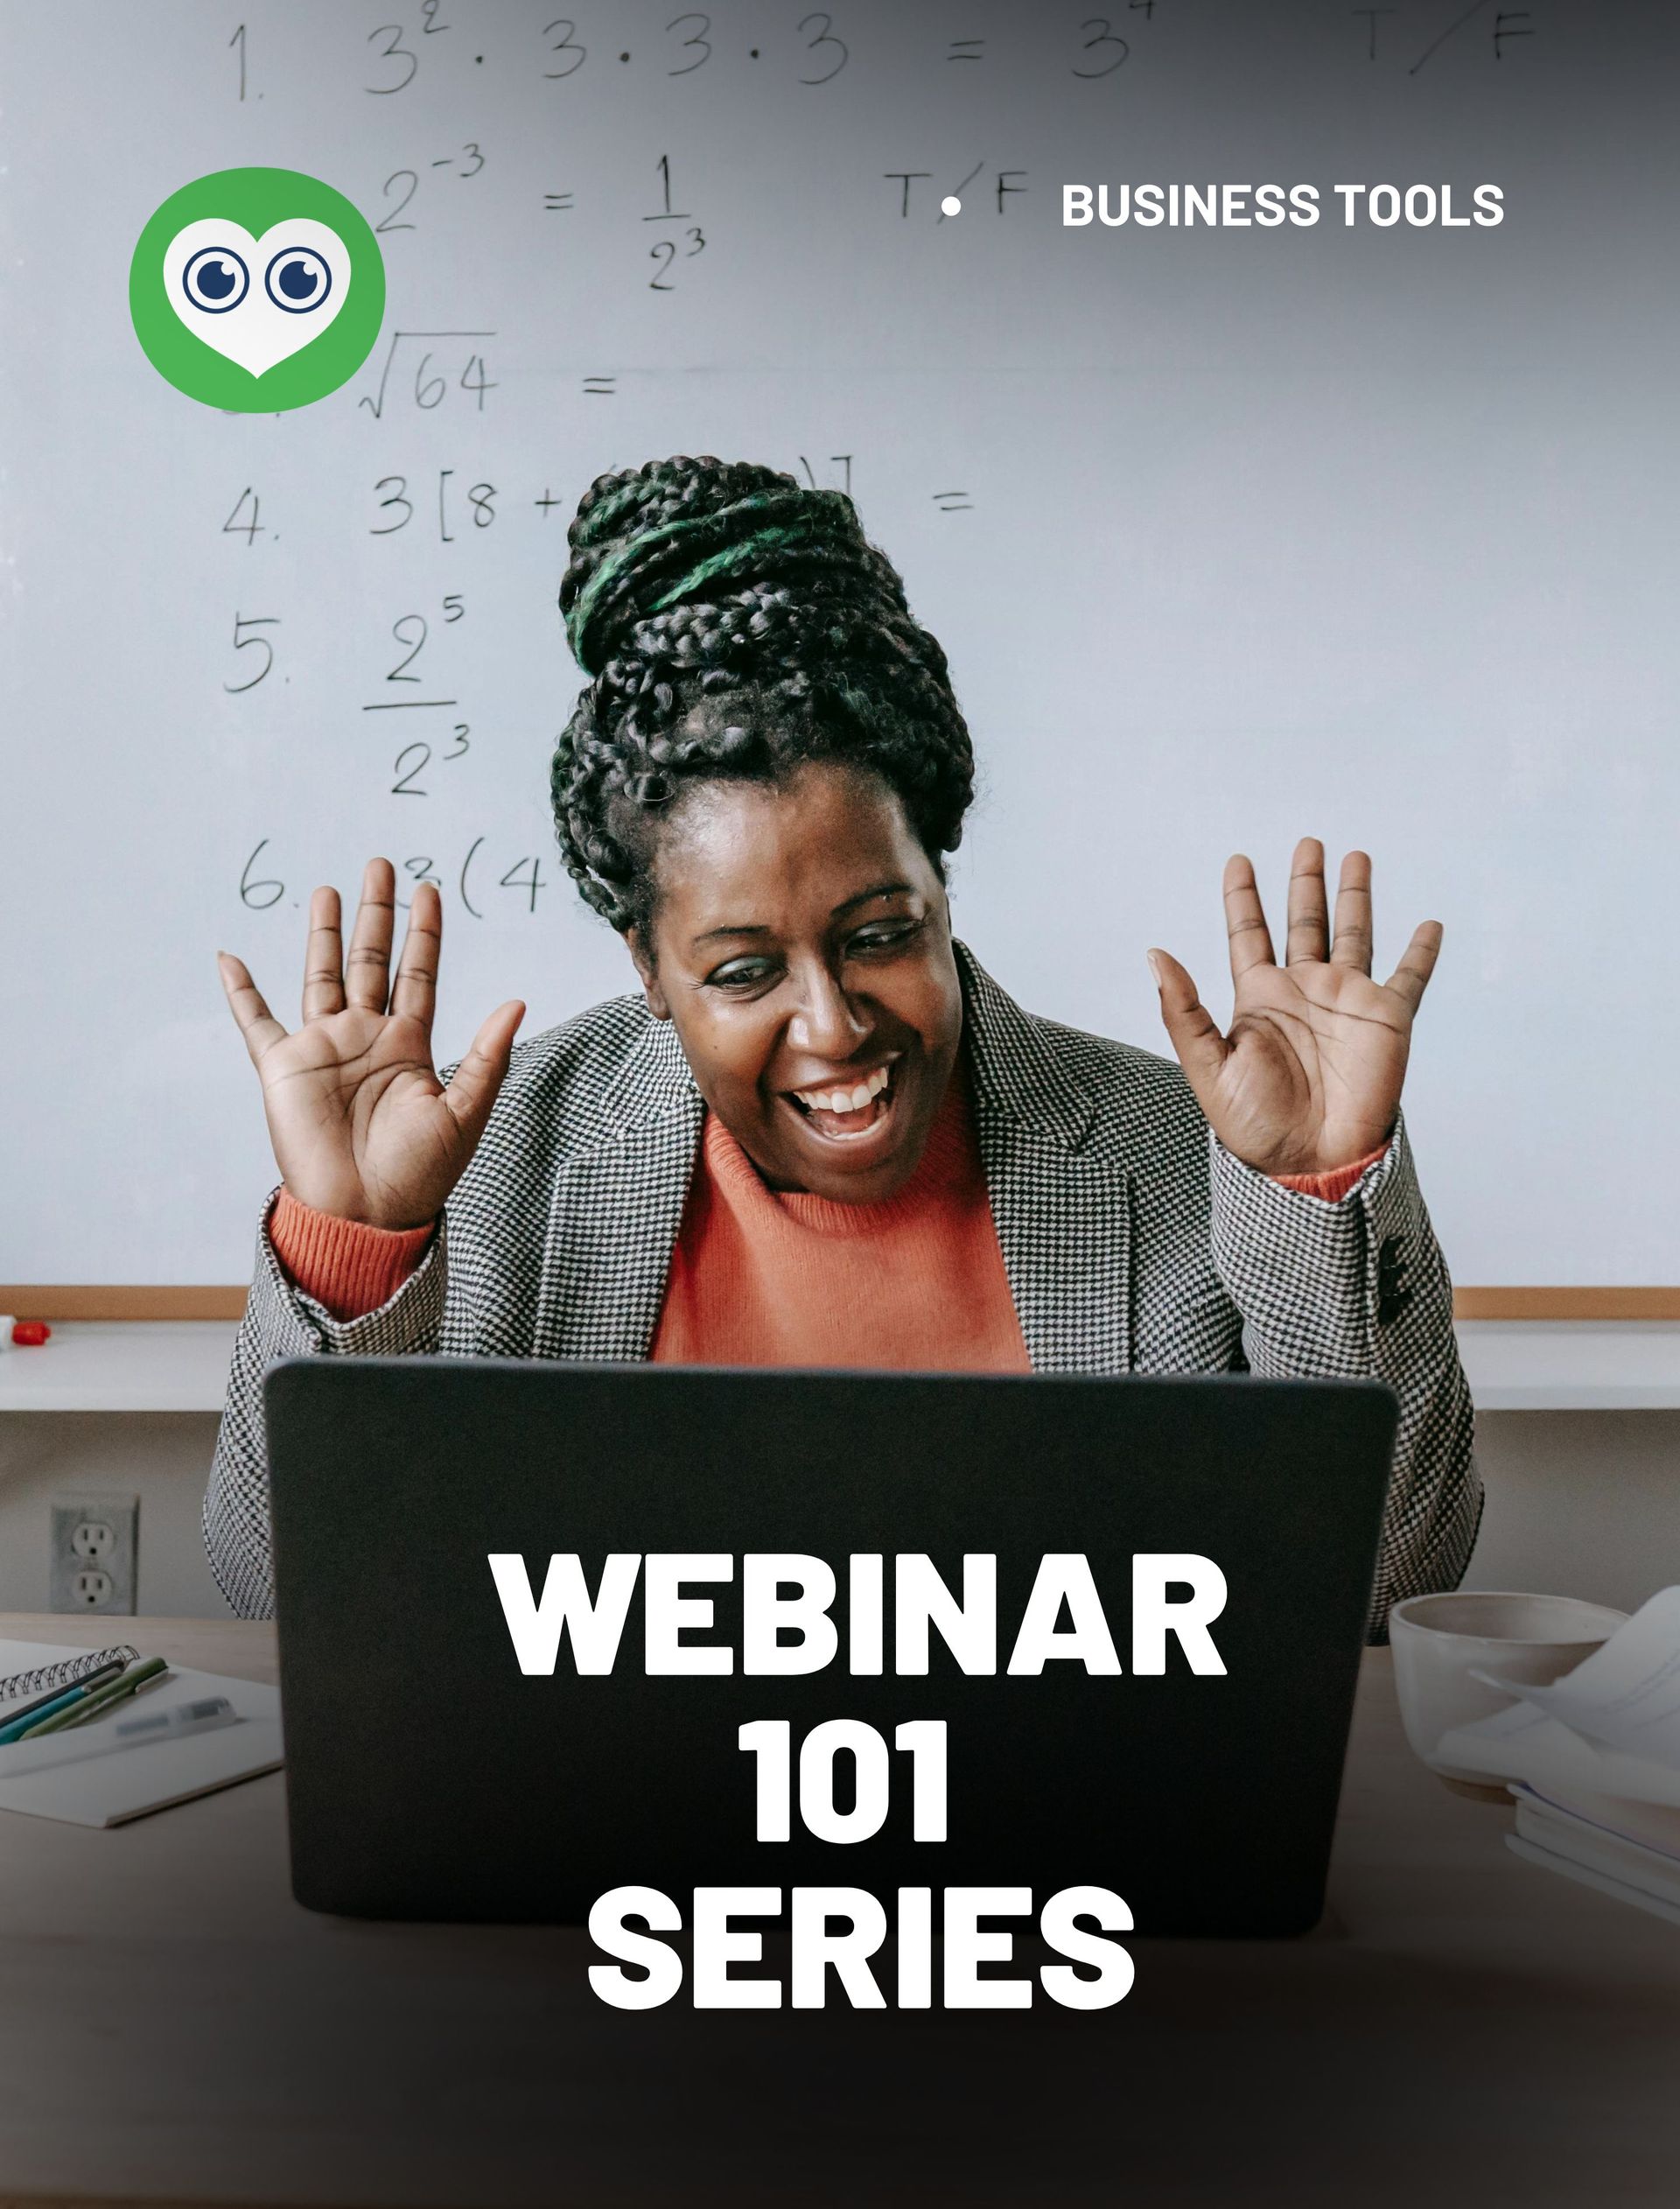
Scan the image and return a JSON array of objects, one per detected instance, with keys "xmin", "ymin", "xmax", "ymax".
[
  {"xmin": 623, "ymin": 766, "xmax": 963, "ymax": 1202},
  {"xmin": 206, "ymin": 455, "xmax": 1480, "ymax": 1636}
]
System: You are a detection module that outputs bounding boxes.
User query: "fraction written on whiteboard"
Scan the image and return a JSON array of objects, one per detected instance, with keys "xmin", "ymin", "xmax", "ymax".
[{"xmin": 216, "ymin": 445, "xmax": 971, "ymax": 923}]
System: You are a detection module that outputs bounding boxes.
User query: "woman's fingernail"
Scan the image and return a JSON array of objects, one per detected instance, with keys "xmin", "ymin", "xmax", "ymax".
[{"xmin": 1146, "ymin": 950, "xmax": 1162, "ymax": 987}]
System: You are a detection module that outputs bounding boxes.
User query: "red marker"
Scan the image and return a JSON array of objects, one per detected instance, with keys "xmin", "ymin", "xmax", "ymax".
[{"xmin": 11, "ymin": 1321, "xmax": 50, "ymax": 1347}]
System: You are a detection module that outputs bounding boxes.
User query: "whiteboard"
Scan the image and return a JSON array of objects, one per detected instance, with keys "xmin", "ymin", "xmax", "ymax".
[{"xmin": 4, "ymin": 0, "xmax": 1676, "ymax": 1289}]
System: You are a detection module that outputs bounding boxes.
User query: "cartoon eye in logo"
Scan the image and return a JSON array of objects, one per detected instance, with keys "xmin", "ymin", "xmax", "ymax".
[
  {"xmin": 264, "ymin": 245, "xmax": 332, "ymax": 314},
  {"xmin": 181, "ymin": 245, "xmax": 250, "ymax": 313}
]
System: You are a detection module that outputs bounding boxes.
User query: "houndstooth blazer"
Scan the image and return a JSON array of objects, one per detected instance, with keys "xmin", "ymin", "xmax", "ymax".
[{"xmin": 204, "ymin": 942, "xmax": 1480, "ymax": 1635}]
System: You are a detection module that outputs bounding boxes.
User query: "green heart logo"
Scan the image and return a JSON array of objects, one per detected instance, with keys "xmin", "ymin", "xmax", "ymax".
[{"xmin": 130, "ymin": 166, "xmax": 384, "ymax": 410}]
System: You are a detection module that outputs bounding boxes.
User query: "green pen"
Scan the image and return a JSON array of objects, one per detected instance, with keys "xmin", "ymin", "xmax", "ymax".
[
  {"xmin": 19, "ymin": 1657, "xmax": 168, "ymax": 1737},
  {"xmin": 0, "ymin": 1659, "xmax": 128, "ymax": 1743}
]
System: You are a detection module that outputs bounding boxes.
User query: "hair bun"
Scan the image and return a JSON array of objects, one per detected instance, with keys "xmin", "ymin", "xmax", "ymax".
[{"xmin": 558, "ymin": 453, "xmax": 906, "ymax": 677}]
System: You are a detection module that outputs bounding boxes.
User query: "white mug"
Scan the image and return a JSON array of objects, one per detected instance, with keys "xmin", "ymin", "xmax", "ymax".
[{"xmin": 1389, "ymin": 1590, "xmax": 1628, "ymax": 1797}]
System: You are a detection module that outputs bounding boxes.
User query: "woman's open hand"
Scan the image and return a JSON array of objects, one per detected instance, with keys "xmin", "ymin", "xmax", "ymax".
[
  {"xmin": 217, "ymin": 859, "xmax": 525, "ymax": 1229},
  {"xmin": 1149, "ymin": 839, "xmax": 1440, "ymax": 1178}
]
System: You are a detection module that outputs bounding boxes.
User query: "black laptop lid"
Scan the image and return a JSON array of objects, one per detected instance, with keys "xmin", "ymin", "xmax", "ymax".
[{"xmin": 266, "ymin": 1362, "xmax": 1395, "ymax": 1934}]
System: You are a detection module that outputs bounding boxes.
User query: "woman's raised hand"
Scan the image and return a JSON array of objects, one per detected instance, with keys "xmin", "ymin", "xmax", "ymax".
[
  {"xmin": 217, "ymin": 859, "xmax": 525, "ymax": 1229},
  {"xmin": 1149, "ymin": 839, "xmax": 1440, "ymax": 1178}
]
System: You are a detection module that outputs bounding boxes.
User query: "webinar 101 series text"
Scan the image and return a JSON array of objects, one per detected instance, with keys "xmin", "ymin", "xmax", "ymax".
[{"xmin": 491, "ymin": 1547, "xmax": 1229, "ymax": 2012}]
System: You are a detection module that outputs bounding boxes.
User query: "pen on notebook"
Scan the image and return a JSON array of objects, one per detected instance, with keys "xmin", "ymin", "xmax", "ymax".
[
  {"xmin": 0, "ymin": 1659, "xmax": 130, "ymax": 1744},
  {"xmin": 0, "ymin": 1698, "xmax": 236, "ymax": 1779},
  {"xmin": 0, "ymin": 1645, "xmax": 139, "ymax": 1715},
  {"xmin": 19, "ymin": 1657, "xmax": 169, "ymax": 1738}
]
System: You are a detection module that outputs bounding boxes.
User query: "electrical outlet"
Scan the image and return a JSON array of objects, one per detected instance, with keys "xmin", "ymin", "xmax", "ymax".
[{"xmin": 50, "ymin": 1495, "xmax": 138, "ymax": 1614}]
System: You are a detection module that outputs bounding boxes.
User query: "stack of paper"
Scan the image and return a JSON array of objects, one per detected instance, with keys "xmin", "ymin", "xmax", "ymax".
[
  {"xmin": 1436, "ymin": 1588, "xmax": 1680, "ymax": 1926},
  {"xmin": 0, "ymin": 1638, "xmax": 284, "ymax": 1827}
]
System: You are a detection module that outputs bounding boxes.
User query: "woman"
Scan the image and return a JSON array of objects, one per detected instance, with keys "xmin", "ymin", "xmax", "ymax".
[{"xmin": 206, "ymin": 455, "xmax": 1479, "ymax": 1629}]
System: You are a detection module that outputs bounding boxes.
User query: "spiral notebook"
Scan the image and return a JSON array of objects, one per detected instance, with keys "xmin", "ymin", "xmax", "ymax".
[{"xmin": 0, "ymin": 1638, "xmax": 284, "ymax": 1827}]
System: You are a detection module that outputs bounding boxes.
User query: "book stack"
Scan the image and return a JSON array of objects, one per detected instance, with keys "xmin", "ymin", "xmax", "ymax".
[{"xmin": 1435, "ymin": 1588, "xmax": 1680, "ymax": 1930}]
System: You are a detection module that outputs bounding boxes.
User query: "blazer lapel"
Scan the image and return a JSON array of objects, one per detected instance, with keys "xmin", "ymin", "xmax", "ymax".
[
  {"xmin": 535, "ymin": 1015, "xmax": 704, "ymax": 1362},
  {"xmin": 956, "ymin": 943, "xmax": 1134, "ymax": 1375}
]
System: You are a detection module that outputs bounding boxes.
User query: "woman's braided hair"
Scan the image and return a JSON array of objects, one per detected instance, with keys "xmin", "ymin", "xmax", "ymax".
[{"xmin": 551, "ymin": 455, "xmax": 975, "ymax": 936}]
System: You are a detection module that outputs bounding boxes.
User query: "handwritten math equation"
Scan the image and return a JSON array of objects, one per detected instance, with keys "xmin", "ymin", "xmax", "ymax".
[
  {"xmin": 219, "ymin": 445, "xmax": 969, "ymax": 922},
  {"xmin": 206, "ymin": 0, "xmax": 1540, "ymax": 926},
  {"xmin": 225, "ymin": 4, "xmax": 1536, "ymax": 109}
]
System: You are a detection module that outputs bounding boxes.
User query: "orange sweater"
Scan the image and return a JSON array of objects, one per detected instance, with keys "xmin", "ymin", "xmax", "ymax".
[
  {"xmin": 268, "ymin": 1078, "xmax": 1385, "ymax": 1350},
  {"xmin": 648, "ymin": 1071, "xmax": 1031, "ymax": 1371}
]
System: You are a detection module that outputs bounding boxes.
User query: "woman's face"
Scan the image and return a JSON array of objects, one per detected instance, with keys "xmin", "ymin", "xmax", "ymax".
[{"xmin": 628, "ymin": 759, "xmax": 964, "ymax": 1203}]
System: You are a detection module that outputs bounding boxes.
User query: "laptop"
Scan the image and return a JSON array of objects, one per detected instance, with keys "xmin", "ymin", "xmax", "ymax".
[{"xmin": 264, "ymin": 1361, "xmax": 1396, "ymax": 1936}]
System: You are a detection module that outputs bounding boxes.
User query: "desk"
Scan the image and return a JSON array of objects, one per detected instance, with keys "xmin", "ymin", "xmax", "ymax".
[{"xmin": 0, "ymin": 1616, "xmax": 1675, "ymax": 2207}]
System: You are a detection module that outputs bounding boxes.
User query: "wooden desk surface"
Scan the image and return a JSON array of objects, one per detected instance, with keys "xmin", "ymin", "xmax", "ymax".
[{"xmin": 0, "ymin": 1616, "xmax": 1674, "ymax": 2208}]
